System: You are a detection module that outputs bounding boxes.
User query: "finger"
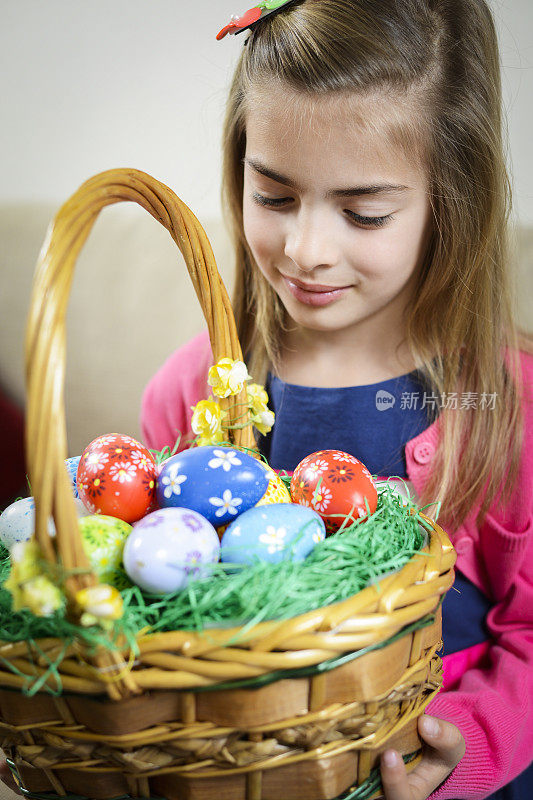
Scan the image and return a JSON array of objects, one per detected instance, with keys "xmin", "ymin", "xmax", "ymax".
[
  {"xmin": 418, "ymin": 715, "xmax": 466, "ymax": 769},
  {"xmin": 395, "ymin": 716, "xmax": 465, "ymax": 799},
  {"xmin": 380, "ymin": 718, "xmax": 466, "ymax": 800},
  {"xmin": 380, "ymin": 749, "xmax": 412, "ymax": 800}
]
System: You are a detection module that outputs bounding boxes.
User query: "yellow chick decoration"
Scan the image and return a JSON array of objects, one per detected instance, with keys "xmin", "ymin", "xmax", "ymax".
[
  {"xmin": 75, "ymin": 584, "xmax": 124, "ymax": 629},
  {"xmin": 5, "ymin": 541, "xmax": 63, "ymax": 616}
]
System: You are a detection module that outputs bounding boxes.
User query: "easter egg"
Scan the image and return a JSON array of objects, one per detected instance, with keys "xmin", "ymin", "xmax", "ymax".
[
  {"xmin": 157, "ymin": 446, "xmax": 269, "ymax": 526},
  {"xmin": 77, "ymin": 433, "xmax": 157, "ymax": 523},
  {"xmin": 65, "ymin": 456, "xmax": 81, "ymax": 498},
  {"xmin": 256, "ymin": 465, "xmax": 292, "ymax": 506},
  {"xmin": 78, "ymin": 515, "xmax": 132, "ymax": 581},
  {"xmin": 123, "ymin": 508, "xmax": 220, "ymax": 594},
  {"xmin": 290, "ymin": 450, "xmax": 378, "ymax": 533},
  {"xmin": 0, "ymin": 496, "xmax": 90, "ymax": 550},
  {"xmin": 220, "ymin": 503, "xmax": 325, "ymax": 565}
]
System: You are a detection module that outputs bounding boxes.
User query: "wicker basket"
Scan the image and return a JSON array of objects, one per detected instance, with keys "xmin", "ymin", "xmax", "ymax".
[{"xmin": 0, "ymin": 169, "xmax": 456, "ymax": 800}]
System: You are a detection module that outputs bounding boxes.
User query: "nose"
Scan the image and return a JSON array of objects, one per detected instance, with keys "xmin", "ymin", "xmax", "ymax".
[{"xmin": 284, "ymin": 206, "xmax": 339, "ymax": 272}]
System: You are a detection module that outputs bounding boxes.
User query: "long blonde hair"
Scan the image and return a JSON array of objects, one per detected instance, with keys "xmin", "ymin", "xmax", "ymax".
[{"xmin": 221, "ymin": 0, "xmax": 532, "ymax": 531}]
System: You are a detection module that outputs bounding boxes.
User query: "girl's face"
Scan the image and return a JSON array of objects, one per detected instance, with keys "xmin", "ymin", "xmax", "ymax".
[{"xmin": 242, "ymin": 86, "xmax": 432, "ymax": 345}]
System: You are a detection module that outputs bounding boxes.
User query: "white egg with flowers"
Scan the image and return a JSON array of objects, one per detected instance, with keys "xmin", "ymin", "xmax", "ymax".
[{"xmin": 122, "ymin": 507, "xmax": 220, "ymax": 594}]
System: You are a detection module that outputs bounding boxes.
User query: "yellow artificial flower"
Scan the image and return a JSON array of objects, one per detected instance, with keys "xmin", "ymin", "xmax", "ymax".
[
  {"xmin": 246, "ymin": 382, "xmax": 275, "ymax": 434},
  {"xmin": 252, "ymin": 408, "xmax": 276, "ymax": 435},
  {"xmin": 7, "ymin": 540, "xmax": 41, "ymax": 583},
  {"xmin": 191, "ymin": 397, "xmax": 226, "ymax": 444},
  {"xmin": 20, "ymin": 576, "xmax": 63, "ymax": 617},
  {"xmin": 5, "ymin": 541, "xmax": 63, "ymax": 616},
  {"xmin": 76, "ymin": 584, "xmax": 124, "ymax": 629},
  {"xmin": 208, "ymin": 358, "xmax": 251, "ymax": 398},
  {"xmin": 196, "ymin": 435, "xmax": 223, "ymax": 447},
  {"xmin": 246, "ymin": 383, "xmax": 269, "ymax": 416}
]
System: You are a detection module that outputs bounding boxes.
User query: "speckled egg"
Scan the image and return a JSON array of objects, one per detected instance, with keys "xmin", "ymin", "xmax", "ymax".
[
  {"xmin": 0, "ymin": 496, "xmax": 90, "ymax": 550},
  {"xmin": 79, "ymin": 515, "xmax": 132, "ymax": 581},
  {"xmin": 65, "ymin": 456, "xmax": 81, "ymax": 498},
  {"xmin": 291, "ymin": 450, "xmax": 378, "ymax": 533},
  {"xmin": 123, "ymin": 507, "xmax": 220, "ymax": 594},
  {"xmin": 157, "ymin": 446, "xmax": 269, "ymax": 526},
  {"xmin": 256, "ymin": 465, "xmax": 292, "ymax": 506},
  {"xmin": 220, "ymin": 503, "xmax": 325, "ymax": 566}
]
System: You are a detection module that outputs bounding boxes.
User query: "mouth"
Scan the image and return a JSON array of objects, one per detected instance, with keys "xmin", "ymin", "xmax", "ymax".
[
  {"xmin": 281, "ymin": 275, "xmax": 352, "ymax": 307},
  {"xmin": 282, "ymin": 276, "xmax": 351, "ymax": 292}
]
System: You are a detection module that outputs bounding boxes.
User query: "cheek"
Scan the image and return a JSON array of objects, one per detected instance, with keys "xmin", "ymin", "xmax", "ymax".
[
  {"xmin": 243, "ymin": 203, "xmax": 282, "ymax": 267},
  {"xmin": 374, "ymin": 212, "xmax": 431, "ymax": 281}
]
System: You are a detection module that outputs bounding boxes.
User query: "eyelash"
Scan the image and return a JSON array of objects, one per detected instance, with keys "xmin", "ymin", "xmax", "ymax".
[{"xmin": 251, "ymin": 192, "xmax": 392, "ymax": 228}]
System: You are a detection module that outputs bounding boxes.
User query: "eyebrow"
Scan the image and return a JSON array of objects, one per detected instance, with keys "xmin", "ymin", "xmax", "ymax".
[{"xmin": 243, "ymin": 157, "xmax": 409, "ymax": 197}]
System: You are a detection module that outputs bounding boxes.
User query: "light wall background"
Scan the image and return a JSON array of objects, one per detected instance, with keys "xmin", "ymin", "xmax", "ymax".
[{"xmin": 1, "ymin": 0, "xmax": 532, "ymax": 222}]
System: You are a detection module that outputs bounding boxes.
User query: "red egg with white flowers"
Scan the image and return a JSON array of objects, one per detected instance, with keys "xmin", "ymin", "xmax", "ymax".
[
  {"xmin": 290, "ymin": 450, "xmax": 377, "ymax": 533},
  {"xmin": 77, "ymin": 434, "xmax": 157, "ymax": 523}
]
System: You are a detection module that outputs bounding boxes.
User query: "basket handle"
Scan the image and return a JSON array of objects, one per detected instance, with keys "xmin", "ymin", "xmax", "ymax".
[{"xmin": 24, "ymin": 168, "xmax": 256, "ymax": 600}]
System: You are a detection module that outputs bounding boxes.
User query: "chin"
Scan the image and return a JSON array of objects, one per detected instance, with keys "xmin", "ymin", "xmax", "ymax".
[{"xmin": 284, "ymin": 305, "xmax": 360, "ymax": 333}]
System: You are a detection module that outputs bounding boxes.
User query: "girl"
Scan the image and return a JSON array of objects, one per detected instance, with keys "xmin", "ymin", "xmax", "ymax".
[{"xmin": 147, "ymin": 0, "xmax": 533, "ymax": 798}]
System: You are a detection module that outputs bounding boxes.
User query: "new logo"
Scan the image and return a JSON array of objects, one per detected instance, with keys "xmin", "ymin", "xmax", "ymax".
[{"xmin": 375, "ymin": 390, "xmax": 396, "ymax": 411}]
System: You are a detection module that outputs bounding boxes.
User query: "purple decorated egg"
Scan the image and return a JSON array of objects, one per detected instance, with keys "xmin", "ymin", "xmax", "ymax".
[{"xmin": 122, "ymin": 507, "xmax": 220, "ymax": 594}]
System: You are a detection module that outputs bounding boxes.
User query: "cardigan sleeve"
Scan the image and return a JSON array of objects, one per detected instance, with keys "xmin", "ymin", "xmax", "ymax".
[
  {"xmin": 140, "ymin": 330, "xmax": 212, "ymax": 453},
  {"xmin": 426, "ymin": 527, "xmax": 533, "ymax": 799},
  {"xmin": 426, "ymin": 349, "xmax": 533, "ymax": 799}
]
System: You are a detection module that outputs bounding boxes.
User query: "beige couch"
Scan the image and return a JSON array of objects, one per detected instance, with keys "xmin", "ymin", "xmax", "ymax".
[{"xmin": 1, "ymin": 201, "xmax": 532, "ymax": 459}]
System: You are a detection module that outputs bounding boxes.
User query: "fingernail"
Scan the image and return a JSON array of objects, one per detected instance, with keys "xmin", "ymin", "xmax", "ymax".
[
  {"xmin": 421, "ymin": 715, "xmax": 440, "ymax": 736},
  {"xmin": 383, "ymin": 749, "xmax": 399, "ymax": 767}
]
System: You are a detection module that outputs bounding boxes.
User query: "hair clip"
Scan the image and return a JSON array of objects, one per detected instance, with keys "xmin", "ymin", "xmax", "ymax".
[{"xmin": 216, "ymin": 0, "xmax": 298, "ymax": 40}]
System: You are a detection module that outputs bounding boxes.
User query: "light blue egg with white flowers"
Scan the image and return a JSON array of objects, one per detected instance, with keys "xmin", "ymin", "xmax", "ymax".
[
  {"xmin": 123, "ymin": 507, "xmax": 220, "ymax": 594},
  {"xmin": 65, "ymin": 456, "xmax": 81, "ymax": 498},
  {"xmin": 220, "ymin": 503, "xmax": 326, "ymax": 566},
  {"xmin": 0, "ymin": 496, "xmax": 90, "ymax": 550},
  {"xmin": 156, "ymin": 446, "xmax": 269, "ymax": 526}
]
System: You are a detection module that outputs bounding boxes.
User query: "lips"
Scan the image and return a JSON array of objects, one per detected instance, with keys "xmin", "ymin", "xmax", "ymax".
[
  {"xmin": 282, "ymin": 276, "xmax": 351, "ymax": 293},
  {"xmin": 282, "ymin": 275, "xmax": 352, "ymax": 307}
]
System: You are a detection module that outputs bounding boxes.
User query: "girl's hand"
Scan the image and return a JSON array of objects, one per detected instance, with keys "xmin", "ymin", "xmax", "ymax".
[
  {"xmin": 0, "ymin": 759, "xmax": 22, "ymax": 796},
  {"xmin": 378, "ymin": 715, "xmax": 465, "ymax": 800}
]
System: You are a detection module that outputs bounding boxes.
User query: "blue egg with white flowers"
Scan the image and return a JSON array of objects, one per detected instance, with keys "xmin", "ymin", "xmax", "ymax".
[
  {"xmin": 156, "ymin": 446, "xmax": 269, "ymax": 526},
  {"xmin": 220, "ymin": 503, "xmax": 326, "ymax": 565}
]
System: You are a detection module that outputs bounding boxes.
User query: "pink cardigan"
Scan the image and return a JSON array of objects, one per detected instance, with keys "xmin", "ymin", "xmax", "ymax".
[{"xmin": 141, "ymin": 331, "xmax": 533, "ymax": 799}]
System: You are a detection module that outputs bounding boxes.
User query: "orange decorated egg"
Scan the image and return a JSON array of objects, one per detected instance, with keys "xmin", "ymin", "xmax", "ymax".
[
  {"xmin": 77, "ymin": 434, "xmax": 157, "ymax": 523},
  {"xmin": 290, "ymin": 450, "xmax": 377, "ymax": 533}
]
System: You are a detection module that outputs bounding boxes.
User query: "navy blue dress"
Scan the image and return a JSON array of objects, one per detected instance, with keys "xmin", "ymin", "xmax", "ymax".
[{"xmin": 258, "ymin": 370, "xmax": 532, "ymax": 800}]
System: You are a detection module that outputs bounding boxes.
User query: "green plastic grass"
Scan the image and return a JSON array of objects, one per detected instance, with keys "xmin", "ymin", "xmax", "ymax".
[{"xmin": 0, "ymin": 480, "xmax": 435, "ymax": 694}]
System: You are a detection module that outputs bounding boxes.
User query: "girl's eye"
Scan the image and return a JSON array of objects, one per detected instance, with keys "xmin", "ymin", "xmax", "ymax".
[
  {"xmin": 345, "ymin": 210, "xmax": 393, "ymax": 228},
  {"xmin": 251, "ymin": 192, "xmax": 290, "ymax": 207},
  {"xmin": 251, "ymin": 192, "xmax": 392, "ymax": 228}
]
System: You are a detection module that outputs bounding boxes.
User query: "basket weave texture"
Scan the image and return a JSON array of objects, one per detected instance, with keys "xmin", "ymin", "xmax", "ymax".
[{"xmin": 0, "ymin": 169, "xmax": 456, "ymax": 800}]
